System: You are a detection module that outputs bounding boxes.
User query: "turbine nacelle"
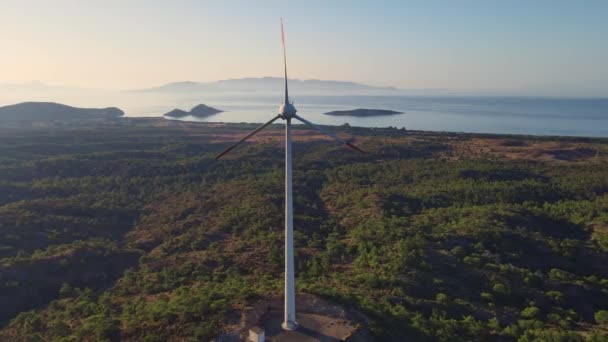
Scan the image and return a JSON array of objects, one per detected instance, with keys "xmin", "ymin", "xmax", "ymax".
[{"xmin": 279, "ymin": 102, "xmax": 297, "ymax": 119}]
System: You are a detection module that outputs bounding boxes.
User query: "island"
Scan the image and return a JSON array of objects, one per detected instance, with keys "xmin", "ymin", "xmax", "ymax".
[
  {"xmin": 0, "ymin": 102, "xmax": 124, "ymax": 122},
  {"xmin": 163, "ymin": 104, "xmax": 223, "ymax": 118},
  {"xmin": 323, "ymin": 108, "xmax": 403, "ymax": 117}
]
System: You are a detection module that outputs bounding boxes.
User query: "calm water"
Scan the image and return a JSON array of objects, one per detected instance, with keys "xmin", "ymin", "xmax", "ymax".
[
  {"xmin": 2, "ymin": 91, "xmax": 607, "ymax": 137},
  {"xmin": 153, "ymin": 95, "xmax": 608, "ymax": 137}
]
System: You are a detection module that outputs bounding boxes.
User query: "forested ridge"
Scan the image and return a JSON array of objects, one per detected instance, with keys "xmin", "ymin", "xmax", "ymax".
[{"xmin": 0, "ymin": 119, "xmax": 607, "ymax": 341}]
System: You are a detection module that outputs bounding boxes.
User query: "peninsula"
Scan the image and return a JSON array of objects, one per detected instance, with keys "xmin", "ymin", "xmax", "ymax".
[{"xmin": 0, "ymin": 102, "xmax": 123, "ymax": 121}]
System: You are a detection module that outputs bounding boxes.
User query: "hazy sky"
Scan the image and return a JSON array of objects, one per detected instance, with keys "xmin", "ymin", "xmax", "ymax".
[{"xmin": 1, "ymin": 0, "xmax": 607, "ymax": 96}]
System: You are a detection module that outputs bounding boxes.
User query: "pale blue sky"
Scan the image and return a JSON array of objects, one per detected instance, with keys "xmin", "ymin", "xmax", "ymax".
[{"xmin": 1, "ymin": 0, "xmax": 607, "ymax": 96}]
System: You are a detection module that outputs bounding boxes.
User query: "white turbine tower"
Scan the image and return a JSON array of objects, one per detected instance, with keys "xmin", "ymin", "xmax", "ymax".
[{"xmin": 215, "ymin": 19, "xmax": 364, "ymax": 331}]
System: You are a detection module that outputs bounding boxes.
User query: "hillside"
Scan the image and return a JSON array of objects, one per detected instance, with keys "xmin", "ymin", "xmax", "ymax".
[
  {"xmin": 0, "ymin": 119, "xmax": 607, "ymax": 341},
  {"xmin": 0, "ymin": 102, "xmax": 124, "ymax": 121}
]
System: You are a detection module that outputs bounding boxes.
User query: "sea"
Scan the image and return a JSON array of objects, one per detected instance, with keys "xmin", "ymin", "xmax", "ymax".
[
  {"xmin": 132, "ymin": 94, "xmax": 608, "ymax": 138},
  {"xmin": 2, "ymin": 91, "xmax": 608, "ymax": 137}
]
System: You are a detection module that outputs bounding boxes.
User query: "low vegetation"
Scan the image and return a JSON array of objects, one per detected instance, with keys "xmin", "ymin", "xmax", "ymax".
[{"xmin": 0, "ymin": 119, "xmax": 607, "ymax": 341}]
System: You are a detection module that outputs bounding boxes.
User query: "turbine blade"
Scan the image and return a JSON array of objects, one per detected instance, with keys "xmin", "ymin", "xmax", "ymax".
[
  {"xmin": 215, "ymin": 114, "xmax": 282, "ymax": 159},
  {"xmin": 293, "ymin": 114, "xmax": 365, "ymax": 153},
  {"xmin": 281, "ymin": 18, "xmax": 289, "ymax": 103}
]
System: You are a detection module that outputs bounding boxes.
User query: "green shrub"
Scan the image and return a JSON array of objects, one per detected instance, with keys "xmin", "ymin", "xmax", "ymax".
[
  {"xmin": 521, "ymin": 306, "xmax": 540, "ymax": 318},
  {"xmin": 435, "ymin": 293, "xmax": 448, "ymax": 303},
  {"xmin": 595, "ymin": 310, "xmax": 608, "ymax": 324},
  {"xmin": 492, "ymin": 283, "xmax": 510, "ymax": 296},
  {"xmin": 480, "ymin": 292, "xmax": 493, "ymax": 302}
]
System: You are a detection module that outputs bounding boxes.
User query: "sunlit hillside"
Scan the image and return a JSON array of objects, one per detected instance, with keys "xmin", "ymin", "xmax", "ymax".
[{"xmin": 0, "ymin": 120, "xmax": 607, "ymax": 341}]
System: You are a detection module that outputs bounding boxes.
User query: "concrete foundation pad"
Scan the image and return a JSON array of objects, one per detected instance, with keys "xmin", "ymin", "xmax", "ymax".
[{"xmin": 262, "ymin": 310, "xmax": 357, "ymax": 342}]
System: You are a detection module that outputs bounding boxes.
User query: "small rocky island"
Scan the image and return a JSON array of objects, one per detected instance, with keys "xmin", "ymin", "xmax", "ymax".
[
  {"xmin": 163, "ymin": 104, "xmax": 223, "ymax": 118},
  {"xmin": 324, "ymin": 108, "xmax": 403, "ymax": 117}
]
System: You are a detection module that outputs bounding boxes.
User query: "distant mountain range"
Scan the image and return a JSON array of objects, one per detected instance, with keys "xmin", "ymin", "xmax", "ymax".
[
  {"xmin": 134, "ymin": 77, "xmax": 399, "ymax": 94},
  {"xmin": 3, "ymin": 80, "xmax": 603, "ymax": 98},
  {"xmin": 0, "ymin": 102, "xmax": 124, "ymax": 121}
]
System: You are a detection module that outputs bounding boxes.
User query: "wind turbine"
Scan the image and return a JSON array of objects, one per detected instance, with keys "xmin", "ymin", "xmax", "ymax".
[{"xmin": 215, "ymin": 19, "xmax": 364, "ymax": 331}]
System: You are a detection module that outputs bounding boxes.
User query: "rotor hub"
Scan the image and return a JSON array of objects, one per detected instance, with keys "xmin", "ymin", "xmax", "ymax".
[{"xmin": 279, "ymin": 102, "xmax": 297, "ymax": 119}]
